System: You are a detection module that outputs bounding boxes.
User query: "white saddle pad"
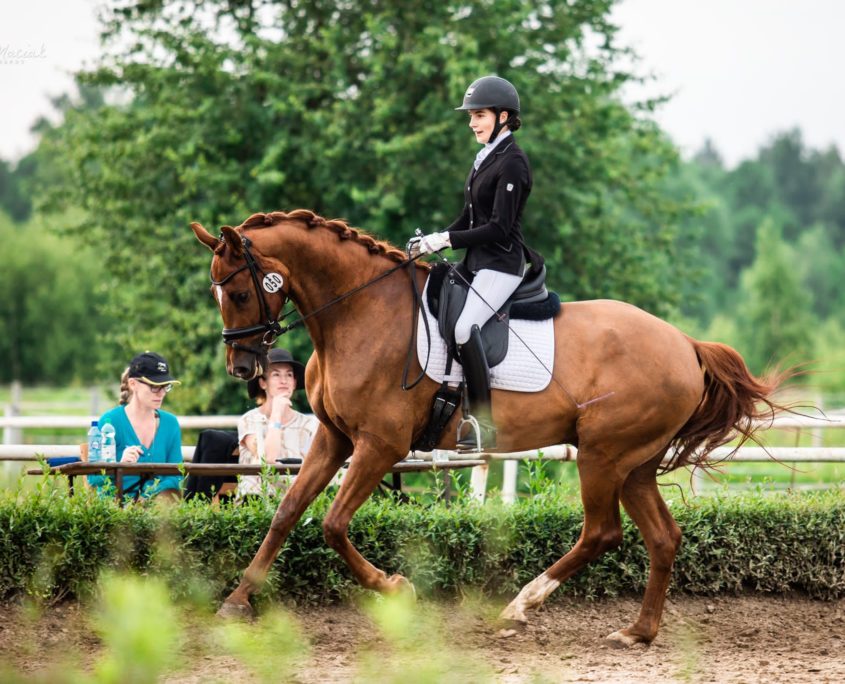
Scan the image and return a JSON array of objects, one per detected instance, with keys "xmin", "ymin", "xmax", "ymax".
[{"xmin": 416, "ymin": 277, "xmax": 555, "ymax": 393}]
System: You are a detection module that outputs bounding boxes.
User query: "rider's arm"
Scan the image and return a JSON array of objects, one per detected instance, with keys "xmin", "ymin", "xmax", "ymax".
[{"xmin": 445, "ymin": 201, "xmax": 470, "ymax": 233}]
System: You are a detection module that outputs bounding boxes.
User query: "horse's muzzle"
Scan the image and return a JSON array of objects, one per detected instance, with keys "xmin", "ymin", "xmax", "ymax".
[{"xmin": 229, "ymin": 348, "xmax": 266, "ymax": 381}]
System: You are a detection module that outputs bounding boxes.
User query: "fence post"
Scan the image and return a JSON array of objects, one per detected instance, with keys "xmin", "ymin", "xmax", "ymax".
[
  {"xmin": 811, "ymin": 395, "xmax": 823, "ymax": 448},
  {"xmin": 3, "ymin": 381, "xmax": 22, "ymax": 446},
  {"xmin": 502, "ymin": 459, "xmax": 518, "ymax": 504},
  {"xmin": 469, "ymin": 463, "xmax": 489, "ymax": 503}
]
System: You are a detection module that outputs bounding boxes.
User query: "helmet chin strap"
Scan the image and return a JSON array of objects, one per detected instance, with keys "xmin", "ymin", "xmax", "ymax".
[{"xmin": 487, "ymin": 108, "xmax": 508, "ymax": 144}]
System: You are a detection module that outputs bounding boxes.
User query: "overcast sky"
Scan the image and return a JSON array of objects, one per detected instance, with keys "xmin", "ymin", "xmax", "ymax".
[{"xmin": 1, "ymin": 0, "xmax": 843, "ymax": 167}]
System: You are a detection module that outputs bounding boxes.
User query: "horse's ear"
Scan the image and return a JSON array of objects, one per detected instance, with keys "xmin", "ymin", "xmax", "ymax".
[
  {"xmin": 220, "ymin": 225, "xmax": 244, "ymax": 257},
  {"xmin": 191, "ymin": 222, "xmax": 219, "ymax": 252}
]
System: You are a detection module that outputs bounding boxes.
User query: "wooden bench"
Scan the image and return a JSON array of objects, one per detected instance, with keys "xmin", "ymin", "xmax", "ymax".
[{"xmin": 28, "ymin": 458, "xmax": 486, "ymax": 505}]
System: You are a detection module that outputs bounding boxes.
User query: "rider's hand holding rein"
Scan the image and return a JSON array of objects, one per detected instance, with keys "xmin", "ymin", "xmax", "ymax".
[{"xmin": 408, "ymin": 232, "xmax": 451, "ymax": 258}]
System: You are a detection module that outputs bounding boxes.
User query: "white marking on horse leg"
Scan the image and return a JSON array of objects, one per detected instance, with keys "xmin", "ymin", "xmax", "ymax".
[
  {"xmin": 499, "ymin": 573, "xmax": 560, "ymax": 623},
  {"xmin": 606, "ymin": 629, "xmax": 641, "ymax": 649}
]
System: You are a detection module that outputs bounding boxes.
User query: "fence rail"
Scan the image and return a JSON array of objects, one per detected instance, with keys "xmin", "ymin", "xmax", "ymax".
[
  {"xmin": 2, "ymin": 412, "xmax": 843, "ymax": 432},
  {"xmin": 4, "ymin": 412, "xmax": 845, "ymax": 502}
]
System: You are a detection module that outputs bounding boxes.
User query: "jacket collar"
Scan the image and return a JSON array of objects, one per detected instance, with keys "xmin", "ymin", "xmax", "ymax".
[{"xmin": 473, "ymin": 138, "xmax": 516, "ymax": 177}]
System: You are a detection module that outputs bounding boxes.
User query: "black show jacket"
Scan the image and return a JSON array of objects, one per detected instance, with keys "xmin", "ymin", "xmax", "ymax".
[{"xmin": 446, "ymin": 137, "xmax": 532, "ymax": 276}]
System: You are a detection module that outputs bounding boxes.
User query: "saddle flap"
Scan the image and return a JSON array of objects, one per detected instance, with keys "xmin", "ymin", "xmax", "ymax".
[{"xmin": 425, "ymin": 262, "xmax": 559, "ymax": 369}]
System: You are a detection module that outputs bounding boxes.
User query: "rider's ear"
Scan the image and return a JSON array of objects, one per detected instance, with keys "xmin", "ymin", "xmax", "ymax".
[
  {"xmin": 191, "ymin": 222, "xmax": 220, "ymax": 251},
  {"xmin": 220, "ymin": 225, "xmax": 244, "ymax": 257}
]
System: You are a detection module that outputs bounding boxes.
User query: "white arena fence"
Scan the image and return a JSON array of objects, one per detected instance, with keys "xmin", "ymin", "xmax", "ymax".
[{"xmin": 2, "ymin": 412, "xmax": 844, "ymax": 502}]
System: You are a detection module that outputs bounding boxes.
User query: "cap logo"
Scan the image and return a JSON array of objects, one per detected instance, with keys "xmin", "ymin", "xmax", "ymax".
[
  {"xmin": 465, "ymin": 87, "xmax": 475, "ymax": 98},
  {"xmin": 157, "ymin": 362, "xmax": 168, "ymax": 373},
  {"xmin": 263, "ymin": 273, "xmax": 284, "ymax": 293}
]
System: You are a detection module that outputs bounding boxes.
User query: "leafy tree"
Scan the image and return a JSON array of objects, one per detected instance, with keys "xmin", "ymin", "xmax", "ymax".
[
  {"xmin": 736, "ymin": 219, "xmax": 813, "ymax": 375},
  {"xmin": 793, "ymin": 225, "xmax": 845, "ymax": 320},
  {"xmin": 757, "ymin": 129, "xmax": 822, "ymax": 240},
  {"xmin": 39, "ymin": 0, "xmax": 697, "ymax": 412},
  {"xmin": 0, "ymin": 157, "xmax": 33, "ymax": 222},
  {"xmin": 0, "ymin": 211, "xmax": 108, "ymax": 383}
]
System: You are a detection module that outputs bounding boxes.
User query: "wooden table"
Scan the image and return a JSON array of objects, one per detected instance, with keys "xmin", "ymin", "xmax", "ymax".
[{"xmin": 28, "ymin": 458, "xmax": 486, "ymax": 504}]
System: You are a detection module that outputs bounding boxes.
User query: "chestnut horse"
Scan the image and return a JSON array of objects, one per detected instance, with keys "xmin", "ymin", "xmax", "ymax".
[{"xmin": 192, "ymin": 209, "xmax": 783, "ymax": 646}]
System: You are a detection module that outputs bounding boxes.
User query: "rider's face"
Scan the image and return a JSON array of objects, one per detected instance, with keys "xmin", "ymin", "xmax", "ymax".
[{"xmin": 468, "ymin": 108, "xmax": 507, "ymax": 144}]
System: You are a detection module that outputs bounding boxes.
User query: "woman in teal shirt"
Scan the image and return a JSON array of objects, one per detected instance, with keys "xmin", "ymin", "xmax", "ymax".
[{"xmin": 88, "ymin": 352, "xmax": 183, "ymax": 501}]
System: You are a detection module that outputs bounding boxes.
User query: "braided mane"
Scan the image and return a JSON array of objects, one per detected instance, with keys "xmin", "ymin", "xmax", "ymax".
[{"xmin": 237, "ymin": 209, "xmax": 427, "ymax": 269}]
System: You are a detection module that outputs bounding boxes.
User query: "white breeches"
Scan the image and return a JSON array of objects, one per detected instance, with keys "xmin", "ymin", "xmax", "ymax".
[{"xmin": 454, "ymin": 269, "xmax": 524, "ymax": 345}]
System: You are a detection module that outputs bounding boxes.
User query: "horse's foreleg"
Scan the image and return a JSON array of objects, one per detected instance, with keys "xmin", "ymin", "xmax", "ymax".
[
  {"xmin": 607, "ymin": 462, "xmax": 681, "ymax": 647},
  {"xmin": 500, "ymin": 456, "xmax": 624, "ymax": 625},
  {"xmin": 321, "ymin": 432, "xmax": 412, "ymax": 595},
  {"xmin": 219, "ymin": 425, "xmax": 350, "ymax": 618}
]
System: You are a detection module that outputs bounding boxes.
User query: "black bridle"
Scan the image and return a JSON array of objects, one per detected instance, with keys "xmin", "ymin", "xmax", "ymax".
[
  {"xmin": 210, "ymin": 236, "xmax": 290, "ymax": 356},
  {"xmin": 210, "ymin": 235, "xmax": 431, "ymax": 387}
]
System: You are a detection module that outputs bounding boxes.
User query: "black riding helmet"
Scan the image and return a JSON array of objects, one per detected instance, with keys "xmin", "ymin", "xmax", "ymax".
[{"xmin": 456, "ymin": 76, "xmax": 520, "ymax": 144}]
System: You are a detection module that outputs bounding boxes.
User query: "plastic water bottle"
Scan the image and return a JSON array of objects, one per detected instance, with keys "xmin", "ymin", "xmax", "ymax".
[
  {"xmin": 101, "ymin": 423, "xmax": 116, "ymax": 462},
  {"xmin": 87, "ymin": 420, "xmax": 102, "ymax": 462}
]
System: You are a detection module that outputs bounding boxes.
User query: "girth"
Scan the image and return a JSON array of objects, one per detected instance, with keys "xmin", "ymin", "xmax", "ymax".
[{"xmin": 425, "ymin": 262, "xmax": 560, "ymax": 368}]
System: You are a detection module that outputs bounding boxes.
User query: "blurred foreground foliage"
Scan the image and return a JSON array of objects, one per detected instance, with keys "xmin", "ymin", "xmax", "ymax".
[{"xmin": 1, "ymin": 482, "xmax": 843, "ymax": 607}]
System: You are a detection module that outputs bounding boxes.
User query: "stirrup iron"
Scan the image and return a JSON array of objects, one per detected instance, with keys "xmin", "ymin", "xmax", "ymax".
[{"xmin": 457, "ymin": 415, "xmax": 483, "ymax": 453}]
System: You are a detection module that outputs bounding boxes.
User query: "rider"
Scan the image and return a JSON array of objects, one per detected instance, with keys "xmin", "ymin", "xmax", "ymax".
[{"xmin": 411, "ymin": 75, "xmax": 542, "ymax": 451}]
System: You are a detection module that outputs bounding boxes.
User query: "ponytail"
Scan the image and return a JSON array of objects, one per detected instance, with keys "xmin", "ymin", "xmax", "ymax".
[{"xmin": 118, "ymin": 368, "xmax": 132, "ymax": 405}]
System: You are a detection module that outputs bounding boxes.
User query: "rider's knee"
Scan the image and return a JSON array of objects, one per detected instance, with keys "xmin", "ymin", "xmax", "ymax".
[{"xmin": 454, "ymin": 322, "xmax": 472, "ymax": 345}]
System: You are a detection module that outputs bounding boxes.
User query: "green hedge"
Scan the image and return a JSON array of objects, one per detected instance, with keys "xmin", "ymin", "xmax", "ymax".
[{"xmin": 1, "ymin": 484, "xmax": 843, "ymax": 605}]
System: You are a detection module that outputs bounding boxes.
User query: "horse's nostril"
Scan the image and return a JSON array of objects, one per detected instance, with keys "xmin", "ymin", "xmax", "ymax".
[{"xmin": 232, "ymin": 365, "xmax": 251, "ymax": 379}]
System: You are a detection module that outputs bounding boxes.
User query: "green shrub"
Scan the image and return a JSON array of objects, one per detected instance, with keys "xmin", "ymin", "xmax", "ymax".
[{"xmin": 1, "ymin": 484, "xmax": 843, "ymax": 605}]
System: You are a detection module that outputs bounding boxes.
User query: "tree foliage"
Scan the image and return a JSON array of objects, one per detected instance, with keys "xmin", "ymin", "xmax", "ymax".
[
  {"xmin": 737, "ymin": 220, "xmax": 814, "ymax": 375},
  {"xmin": 33, "ymin": 0, "xmax": 697, "ymax": 412},
  {"xmin": 0, "ymin": 211, "xmax": 107, "ymax": 384}
]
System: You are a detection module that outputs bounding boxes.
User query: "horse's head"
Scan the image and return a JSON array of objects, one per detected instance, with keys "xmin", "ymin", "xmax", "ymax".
[{"xmin": 192, "ymin": 221, "xmax": 290, "ymax": 381}]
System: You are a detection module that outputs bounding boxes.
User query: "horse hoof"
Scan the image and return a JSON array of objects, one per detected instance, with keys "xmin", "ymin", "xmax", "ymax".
[
  {"xmin": 386, "ymin": 574, "xmax": 416, "ymax": 600},
  {"xmin": 216, "ymin": 601, "xmax": 254, "ymax": 621},
  {"xmin": 496, "ymin": 619, "xmax": 527, "ymax": 638},
  {"xmin": 606, "ymin": 629, "xmax": 647, "ymax": 649},
  {"xmin": 498, "ymin": 603, "xmax": 528, "ymax": 625}
]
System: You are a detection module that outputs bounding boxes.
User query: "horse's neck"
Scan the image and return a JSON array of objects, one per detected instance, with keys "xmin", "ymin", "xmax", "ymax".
[{"xmin": 269, "ymin": 228, "xmax": 408, "ymax": 347}]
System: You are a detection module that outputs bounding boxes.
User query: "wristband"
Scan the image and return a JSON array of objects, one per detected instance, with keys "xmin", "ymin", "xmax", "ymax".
[{"xmin": 269, "ymin": 421, "xmax": 283, "ymax": 430}]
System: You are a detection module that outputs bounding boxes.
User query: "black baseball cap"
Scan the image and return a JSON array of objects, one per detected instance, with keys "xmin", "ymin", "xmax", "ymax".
[
  {"xmin": 128, "ymin": 352, "xmax": 181, "ymax": 386},
  {"xmin": 247, "ymin": 348, "xmax": 306, "ymax": 399}
]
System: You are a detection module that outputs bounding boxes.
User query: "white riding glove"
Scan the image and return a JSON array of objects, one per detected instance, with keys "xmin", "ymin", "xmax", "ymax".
[{"xmin": 418, "ymin": 231, "xmax": 451, "ymax": 255}]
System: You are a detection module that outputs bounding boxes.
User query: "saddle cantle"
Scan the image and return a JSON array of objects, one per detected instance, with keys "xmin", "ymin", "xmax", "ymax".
[{"xmin": 425, "ymin": 262, "xmax": 561, "ymax": 368}]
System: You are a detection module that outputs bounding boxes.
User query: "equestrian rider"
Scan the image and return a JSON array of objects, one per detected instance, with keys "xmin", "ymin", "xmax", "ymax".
[{"xmin": 410, "ymin": 75, "xmax": 542, "ymax": 451}]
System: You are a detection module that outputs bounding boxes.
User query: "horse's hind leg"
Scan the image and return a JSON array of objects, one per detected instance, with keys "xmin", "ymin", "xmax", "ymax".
[
  {"xmin": 218, "ymin": 424, "xmax": 350, "ymax": 618},
  {"xmin": 606, "ymin": 454, "xmax": 682, "ymax": 647},
  {"xmin": 500, "ymin": 453, "xmax": 625, "ymax": 624},
  {"xmin": 321, "ymin": 433, "xmax": 413, "ymax": 595}
]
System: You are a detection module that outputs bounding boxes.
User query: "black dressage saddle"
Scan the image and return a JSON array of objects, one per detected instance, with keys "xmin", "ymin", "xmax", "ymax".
[{"xmin": 425, "ymin": 262, "xmax": 561, "ymax": 368}]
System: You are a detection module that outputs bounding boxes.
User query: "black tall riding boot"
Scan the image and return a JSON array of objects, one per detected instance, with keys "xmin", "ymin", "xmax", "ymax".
[{"xmin": 456, "ymin": 325, "xmax": 497, "ymax": 452}]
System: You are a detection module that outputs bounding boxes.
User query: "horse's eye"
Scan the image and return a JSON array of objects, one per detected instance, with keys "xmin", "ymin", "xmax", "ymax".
[{"xmin": 235, "ymin": 291, "xmax": 250, "ymax": 305}]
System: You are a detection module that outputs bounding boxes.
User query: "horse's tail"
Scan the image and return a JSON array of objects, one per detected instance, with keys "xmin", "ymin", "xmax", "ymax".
[{"xmin": 664, "ymin": 337, "xmax": 790, "ymax": 474}]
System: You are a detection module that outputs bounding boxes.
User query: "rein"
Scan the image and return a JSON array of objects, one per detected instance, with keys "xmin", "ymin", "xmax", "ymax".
[{"xmin": 211, "ymin": 236, "xmax": 431, "ymax": 384}]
